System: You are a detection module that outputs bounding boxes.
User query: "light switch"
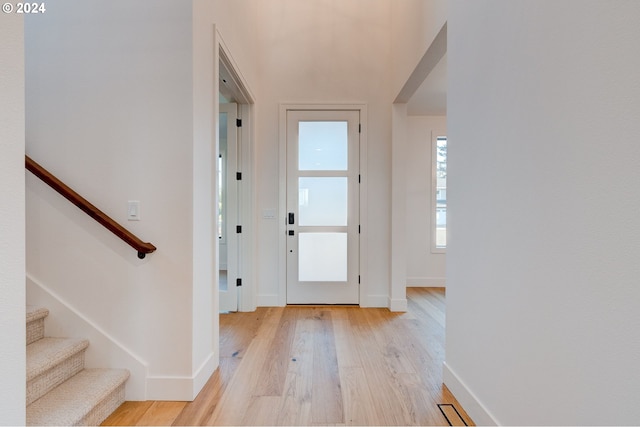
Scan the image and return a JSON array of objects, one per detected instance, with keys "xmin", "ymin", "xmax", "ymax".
[{"xmin": 128, "ymin": 200, "xmax": 141, "ymax": 221}]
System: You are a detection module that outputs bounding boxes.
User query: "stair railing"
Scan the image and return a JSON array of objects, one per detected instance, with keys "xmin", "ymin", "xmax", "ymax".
[{"xmin": 25, "ymin": 155, "xmax": 157, "ymax": 259}]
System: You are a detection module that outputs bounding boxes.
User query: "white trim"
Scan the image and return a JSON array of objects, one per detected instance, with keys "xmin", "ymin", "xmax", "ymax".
[
  {"xmin": 389, "ymin": 298, "xmax": 408, "ymax": 312},
  {"xmin": 146, "ymin": 350, "xmax": 216, "ymax": 401},
  {"xmin": 278, "ymin": 105, "xmax": 288, "ymax": 307},
  {"xmin": 363, "ymin": 294, "xmax": 388, "ymax": 308},
  {"xmin": 278, "ymin": 103, "xmax": 368, "ymax": 307},
  {"xmin": 358, "ymin": 106, "xmax": 369, "ymax": 308},
  {"xmin": 257, "ymin": 294, "xmax": 280, "ymax": 307},
  {"xmin": 407, "ymin": 277, "xmax": 446, "ymax": 287},
  {"xmin": 191, "ymin": 351, "xmax": 217, "ymax": 399},
  {"xmin": 146, "ymin": 376, "xmax": 193, "ymax": 401},
  {"xmin": 443, "ymin": 362, "xmax": 499, "ymax": 426},
  {"xmin": 391, "ymin": 103, "xmax": 408, "ymax": 310},
  {"xmin": 217, "ymin": 34, "xmax": 256, "ymax": 105}
]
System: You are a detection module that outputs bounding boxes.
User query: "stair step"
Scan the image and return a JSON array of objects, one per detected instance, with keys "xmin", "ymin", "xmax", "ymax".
[
  {"xmin": 26, "ymin": 368, "xmax": 130, "ymax": 426},
  {"xmin": 26, "ymin": 305, "xmax": 49, "ymax": 345},
  {"xmin": 27, "ymin": 337, "xmax": 89, "ymax": 405}
]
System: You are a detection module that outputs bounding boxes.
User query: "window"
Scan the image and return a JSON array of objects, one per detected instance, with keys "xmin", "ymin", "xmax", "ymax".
[{"xmin": 433, "ymin": 135, "xmax": 447, "ymax": 251}]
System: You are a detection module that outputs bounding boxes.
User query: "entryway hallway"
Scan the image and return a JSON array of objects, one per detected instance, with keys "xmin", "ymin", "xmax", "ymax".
[{"xmin": 103, "ymin": 288, "xmax": 473, "ymax": 426}]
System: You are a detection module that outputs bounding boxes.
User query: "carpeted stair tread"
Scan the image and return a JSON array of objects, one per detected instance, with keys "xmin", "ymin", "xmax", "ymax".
[
  {"xmin": 26, "ymin": 306, "xmax": 49, "ymax": 345},
  {"xmin": 27, "ymin": 337, "xmax": 89, "ymax": 381},
  {"xmin": 26, "ymin": 368, "xmax": 130, "ymax": 426},
  {"xmin": 26, "ymin": 305, "xmax": 49, "ymax": 324}
]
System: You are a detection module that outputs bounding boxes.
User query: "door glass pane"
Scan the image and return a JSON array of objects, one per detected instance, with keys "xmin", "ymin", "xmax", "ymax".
[
  {"xmin": 299, "ymin": 177, "xmax": 347, "ymax": 226},
  {"xmin": 299, "ymin": 233, "xmax": 347, "ymax": 282},
  {"xmin": 299, "ymin": 121, "xmax": 348, "ymax": 170}
]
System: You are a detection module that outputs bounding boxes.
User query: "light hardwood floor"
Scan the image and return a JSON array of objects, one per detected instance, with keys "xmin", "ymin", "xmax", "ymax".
[{"xmin": 102, "ymin": 288, "xmax": 473, "ymax": 426}]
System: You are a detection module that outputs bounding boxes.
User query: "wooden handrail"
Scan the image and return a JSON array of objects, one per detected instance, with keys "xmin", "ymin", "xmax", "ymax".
[{"xmin": 25, "ymin": 155, "xmax": 157, "ymax": 259}]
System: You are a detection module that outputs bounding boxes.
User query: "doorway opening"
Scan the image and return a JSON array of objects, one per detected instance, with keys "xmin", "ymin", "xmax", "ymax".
[{"xmin": 216, "ymin": 41, "xmax": 255, "ymax": 313}]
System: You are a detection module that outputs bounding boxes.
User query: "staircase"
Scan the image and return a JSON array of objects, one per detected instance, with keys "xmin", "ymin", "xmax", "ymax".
[{"xmin": 26, "ymin": 305, "xmax": 129, "ymax": 425}]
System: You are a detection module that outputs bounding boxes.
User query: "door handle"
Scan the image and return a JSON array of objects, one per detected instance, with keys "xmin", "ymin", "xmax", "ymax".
[{"xmin": 288, "ymin": 212, "xmax": 295, "ymax": 225}]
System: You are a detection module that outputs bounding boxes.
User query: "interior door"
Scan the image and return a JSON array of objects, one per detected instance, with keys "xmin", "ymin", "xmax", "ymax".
[
  {"xmin": 286, "ymin": 110, "xmax": 360, "ymax": 304},
  {"xmin": 219, "ymin": 103, "xmax": 239, "ymax": 312}
]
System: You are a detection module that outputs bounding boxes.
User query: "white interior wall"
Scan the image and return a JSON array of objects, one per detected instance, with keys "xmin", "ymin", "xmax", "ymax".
[
  {"xmin": 252, "ymin": 0, "xmax": 394, "ymax": 306},
  {"xmin": 191, "ymin": 1, "xmax": 217, "ymax": 398},
  {"xmin": 406, "ymin": 116, "xmax": 446, "ymax": 286},
  {"xmin": 196, "ymin": 0, "xmax": 260, "ymax": 318},
  {"xmin": 446, "ymin": 1, "xmax": 640, "ymax": 424},
  {"xmin": 25, "ymin": 0, "xmax": 207, "ymax": 400},
  {"xmin": 390, "ymin": 103, "xmax": 409, "ymax": 311},
  {"xmin": 23, "ymin": 0, "xmax": 260, "ymax": 401},
  {"xmin": 0, "ymin": 13, "xmax": 26, "ymax": 425},
  {"xmin": 196, "ymin": 1, "xmax": 260, "ymax": 315},
  {"xmin": 390, "ymin": 0, "xmax": 447, "ymax": 97},
  {"xmin": 389, "ymin": 0, "xmax": 447, "ymax": 311},
  {"xmin": 203, "ymin": 0, "xmax": 261, "ymax": 94}
]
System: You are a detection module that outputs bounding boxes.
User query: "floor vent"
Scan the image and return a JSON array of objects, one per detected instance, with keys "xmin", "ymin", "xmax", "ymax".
[{"xmin": 437, "ymin": 403, "xmax": 468, "ymax": 426}]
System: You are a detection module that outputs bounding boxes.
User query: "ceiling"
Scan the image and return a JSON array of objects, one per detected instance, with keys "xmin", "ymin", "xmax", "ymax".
[{"xmin": 406, "ymin": 53, "xmax": 447, "ymax": 116}]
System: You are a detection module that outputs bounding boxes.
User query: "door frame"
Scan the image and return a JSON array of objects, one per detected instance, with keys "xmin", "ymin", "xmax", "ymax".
[
  {"xmin": 278, "ymin": 104, "xmax": 368, "ymax": 307},
  {"xmin": 216, "ymin": 30, "xmax": 256, "ymax": 312}
]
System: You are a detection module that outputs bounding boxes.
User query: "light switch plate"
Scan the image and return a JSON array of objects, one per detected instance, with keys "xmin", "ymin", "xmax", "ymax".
[
  {"xmin": 128, "ymin": 200, "xmax": 141, "ymax": 221},
  {"xmin": 262, "ymin": 208, "xmax": 276, "ymax": 219}
]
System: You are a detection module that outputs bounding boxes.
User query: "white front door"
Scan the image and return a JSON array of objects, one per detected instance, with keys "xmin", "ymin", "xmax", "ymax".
[
  {"xmin": 286, "ymin": 110, "xmax": 360, "ymax": 304},
  {"xmin": 219, "ymin": 103, "xmax": 239, "ymax": 312}
]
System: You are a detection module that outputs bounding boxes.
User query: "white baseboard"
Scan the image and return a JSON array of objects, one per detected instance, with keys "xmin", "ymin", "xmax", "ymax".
[
  {"xmin": 389, "ymin": 298, "xmax": 408, "ymax": 312},
  {"xmin": 257, "ymin": 294, "xmax": 281, "ymax": 307},
  {"xmin": 407, "ymin": 276, "xmax": 446, "ymax": 287},
  {"xmin": 192, "ymin": 351, "xmax": 217, "ymax": 398},
  {"xmin": 146, "ymin": 376, "xmax": 196, "ymax": 401},
  {"xmin": 361, "ymin": 294, "xmax": 388, "ymax": 308},
  {"xmin": 146, "ymin": 352, "xmax": 217, "ymax": 401},
  {"xmin": 26, "ymin": 274, "xmax": 149, "ymax": 400},
  {"xmin": 443, "ymin": 361, "xmax": 499, "ymax": 426}
]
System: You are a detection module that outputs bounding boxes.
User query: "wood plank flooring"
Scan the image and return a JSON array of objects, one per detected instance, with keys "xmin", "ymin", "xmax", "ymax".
[{"xmin": 102, "ymin": 288, "xmax": 473, "ymax": 426}]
